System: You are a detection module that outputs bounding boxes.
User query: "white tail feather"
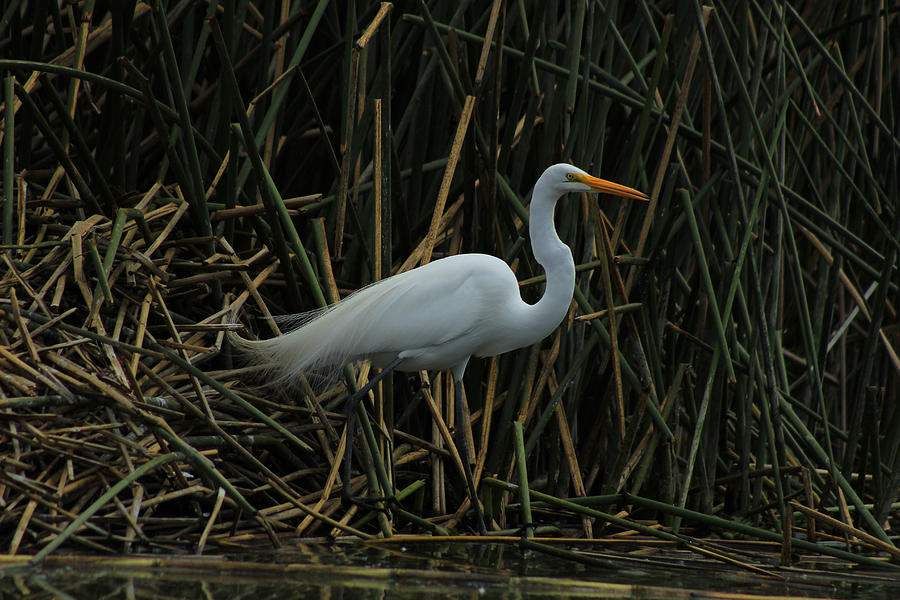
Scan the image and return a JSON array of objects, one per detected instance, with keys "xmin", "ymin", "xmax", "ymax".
[{"xmin": 229, "ymin": 274, "xmax": 412, "ymax": 386}]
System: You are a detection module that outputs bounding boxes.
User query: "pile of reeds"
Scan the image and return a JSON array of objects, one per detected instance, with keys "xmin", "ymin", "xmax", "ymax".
[{"xmin": 1, "ymin": 0, "xmax": 898, "ymax": 569}]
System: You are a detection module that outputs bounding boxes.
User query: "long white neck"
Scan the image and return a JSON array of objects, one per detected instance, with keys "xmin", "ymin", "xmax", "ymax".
[{"xmin": 522, "ymin": 177, "xmax": 576, "ymax": 341}]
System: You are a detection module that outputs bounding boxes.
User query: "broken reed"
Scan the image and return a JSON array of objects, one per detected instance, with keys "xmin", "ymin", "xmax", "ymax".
[{"xmin": 0, "ymin": 0, "xmax": 898, "ymax": 566}]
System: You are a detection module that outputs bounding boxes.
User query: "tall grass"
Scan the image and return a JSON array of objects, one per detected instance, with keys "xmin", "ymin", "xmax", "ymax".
[{"xmin": 0, "ymin": 1, "xmax": 897, "ymax": 552}]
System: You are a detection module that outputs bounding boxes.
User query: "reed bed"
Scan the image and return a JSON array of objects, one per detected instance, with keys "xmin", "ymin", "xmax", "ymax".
[{"xmin": 0, "ymin": 0, "xmax": 898, "ymax": 574}]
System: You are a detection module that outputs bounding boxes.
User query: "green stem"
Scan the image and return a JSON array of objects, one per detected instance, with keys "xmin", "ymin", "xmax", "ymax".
[{"xmin": 31, "ymin": 453, "xmax": 184, "ymax": 563}]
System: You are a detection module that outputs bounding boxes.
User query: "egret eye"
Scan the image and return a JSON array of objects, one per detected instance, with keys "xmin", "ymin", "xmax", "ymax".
[{"xmin": 565, "ymin": 173, "xmax": 576, "ymax": 181}]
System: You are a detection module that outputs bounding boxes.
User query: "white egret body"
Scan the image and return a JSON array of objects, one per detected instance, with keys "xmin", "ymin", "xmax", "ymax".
[
  {"xmin": 235, "ymin": 164, "xmax": 647, "ymax": 381},
  {"xmin": 233, "ymin": 163, "xmax": 648, "ymax": 532}
]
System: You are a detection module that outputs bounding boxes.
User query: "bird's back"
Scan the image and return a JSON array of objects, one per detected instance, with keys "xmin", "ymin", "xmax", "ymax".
[{"xmin": 232, "ymin": 253, "xmax": 522, "ymax": 380}]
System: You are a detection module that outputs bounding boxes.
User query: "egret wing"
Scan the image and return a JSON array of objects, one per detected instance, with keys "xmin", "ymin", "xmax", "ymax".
[
  {"xmin": 231, "ymin": 253, "xmax": 520, "ymax": 380},
  {"xmin": 341, "ymin": 254, "xmax": 517, "ymax": 356}
]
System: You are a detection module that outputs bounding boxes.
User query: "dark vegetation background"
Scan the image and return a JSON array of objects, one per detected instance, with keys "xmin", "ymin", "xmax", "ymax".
[{"xmin": 0, "ymin": 0, "xmax": 898, "ymax": 558}]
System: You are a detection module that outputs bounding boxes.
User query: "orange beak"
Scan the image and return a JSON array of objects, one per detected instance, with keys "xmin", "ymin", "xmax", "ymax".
[{"xmin": 574, "ymin": 173, "xmax": 649, "ymax": 202}]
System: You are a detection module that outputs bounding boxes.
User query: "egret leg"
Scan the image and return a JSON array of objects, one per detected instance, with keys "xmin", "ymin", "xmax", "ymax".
[
  {"xmin": 342, "ymin": 356, "xmax": 403, "ymax": 510},
  {"xmin": 454, "ymin": 379, "xmax": 487, "ymax": 534}
]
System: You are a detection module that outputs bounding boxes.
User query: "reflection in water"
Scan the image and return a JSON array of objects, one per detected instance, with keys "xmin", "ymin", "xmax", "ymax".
[{"xmin": 2, "ymin": 542, "xmax": 899, "ymax": 599}]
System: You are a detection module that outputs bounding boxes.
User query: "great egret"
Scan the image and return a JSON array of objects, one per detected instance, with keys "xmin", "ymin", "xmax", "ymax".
[{"xmin": 232, "ymin": 163, "xmax": 648, "ymax": 533}]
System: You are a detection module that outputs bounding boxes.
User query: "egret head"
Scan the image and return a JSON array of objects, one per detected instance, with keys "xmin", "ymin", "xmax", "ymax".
[{"xmin": 541, "ymin": 163, "xmax": 649, "ymax": 201}]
